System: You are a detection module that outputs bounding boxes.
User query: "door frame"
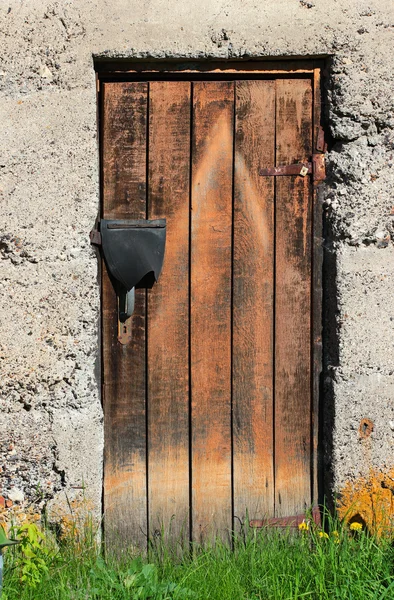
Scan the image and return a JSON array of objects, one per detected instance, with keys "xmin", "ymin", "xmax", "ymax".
[{"xmin": 95, "ymin": 58, "xmax": 325, "ymax": 539}]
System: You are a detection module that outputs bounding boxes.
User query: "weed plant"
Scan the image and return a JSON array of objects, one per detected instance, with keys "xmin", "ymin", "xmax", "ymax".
[{"xmin": 3, "ymin": 512, "xmax": 394, "ymax": 599}]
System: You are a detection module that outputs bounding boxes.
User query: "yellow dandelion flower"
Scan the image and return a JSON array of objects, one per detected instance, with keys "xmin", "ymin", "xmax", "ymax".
[
  {"xmin": 298, "ymin": 520, "xmax": 309, "ymax": 531},
  {"xmin": 331, "ymin": 530, "xmax": 340, "ymax": 543},
  {"xmin": 349, "ymin": 522, "xmax": 363, "ymax": 531},
  {"xmin": 318, "ymin": 531, "xmax": 329, "ymax": 539}
]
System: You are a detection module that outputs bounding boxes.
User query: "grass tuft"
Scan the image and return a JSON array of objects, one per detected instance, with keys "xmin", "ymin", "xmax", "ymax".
[{"xmin": 3, "ymin": 512, "xmax": 394, "ymax": 599}]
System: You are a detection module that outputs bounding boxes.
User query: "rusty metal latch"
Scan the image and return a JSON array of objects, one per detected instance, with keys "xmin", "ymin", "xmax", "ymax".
[
  {"xmin": 259, "ymin": 154, "xmax": 325, "ymax": 181},
  {"xmin": 259, "ymin": 163, "xmax": 312, "ymax": 177}
]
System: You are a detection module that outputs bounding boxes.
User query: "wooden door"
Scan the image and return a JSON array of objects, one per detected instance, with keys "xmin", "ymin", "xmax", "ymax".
[{"xmin": 101, "ymin": 73, "xmax": 322, "ymax": 550}]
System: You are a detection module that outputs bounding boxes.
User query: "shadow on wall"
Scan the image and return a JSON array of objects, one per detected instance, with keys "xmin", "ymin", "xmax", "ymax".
[
  {"xmin": 319, "ymin": 215, "xmax": 338, "ymax": 511},
  {"xmin": 318, "ymin": 63, "xmax": 394, "ymax": 535},
  {"xmin": 319, "ymin": 59, "xmax": 340, "ymax": 511}
]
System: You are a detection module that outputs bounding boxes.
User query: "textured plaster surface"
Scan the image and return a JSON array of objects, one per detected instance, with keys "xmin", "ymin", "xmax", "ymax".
[{"xmin": 0, "ymin": 0, "xmax": 394, "ymax": 517}]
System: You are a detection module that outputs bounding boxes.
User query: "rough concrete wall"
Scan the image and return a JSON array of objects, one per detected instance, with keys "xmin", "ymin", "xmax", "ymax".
[{"xmin": 0, "ymin": 0, "xmax": 394, "ymax": 519}]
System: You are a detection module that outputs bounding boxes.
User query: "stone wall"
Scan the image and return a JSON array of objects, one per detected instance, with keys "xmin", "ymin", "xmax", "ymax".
[{"xmin": 1, "ymin": 0, "xmax": 394, "ymax": 520}]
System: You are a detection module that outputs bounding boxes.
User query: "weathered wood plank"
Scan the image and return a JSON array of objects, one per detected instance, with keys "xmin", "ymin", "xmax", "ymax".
[
  {"xmin": 191, "ymin": 81, "xmax": 233, "ymax": 542},
  {"xmin": 233, "ymin": 80, "xmax": 275, "ymax": 524},
  {"xmin": 102, "ymin": 82, "xmax": 148, "ymax": 550},
  {"xmin": 147, "ymin": 81, "xmax": 191, "ymax": 545},
  {"xmin": 312, "ymin": 68, "xmax": 323, "ymax": 508},
  {"xmin": 274, "ymin": 78, "xmax": 313, "ymax": 517}
]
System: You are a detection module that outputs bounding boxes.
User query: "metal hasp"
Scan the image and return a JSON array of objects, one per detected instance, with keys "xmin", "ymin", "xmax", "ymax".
[
  {"xmin": 259, "ymin": 155, "xmax": 325, "ymax": 181},
  {"xmin": 90, "ymin": 219, "xmax": 166, "ymax": 344},
  {"xmin": 258, "ymin": 125, "xmax": 326, "ymax": 181},
  {"xmin": 259, "ymin": 162, "xmax": 312, "ymax": 177}
]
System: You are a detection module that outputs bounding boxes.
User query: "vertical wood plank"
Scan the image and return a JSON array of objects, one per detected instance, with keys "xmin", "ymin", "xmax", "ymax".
[
  {"xmin": 312, "ymin": 67, "xmax": 322, "ymax": 153},
  {"xmin": 274, "ymin": 78, "xmax": 313, "ymax": 517},
  {"xmin": 312, "ymin": 68, "xmax": 323, "ymax": 508},
  {"xmin": 102, "ymin": 82, "xmax": 148, "ymax": 550},
  {"xmin": 191, "ymin": 81, "xmax": 233, "ymax": 542},
  {"xmin": 233, "ymin": 80, "xmax": 275, "ymax": 523},
  {"xmin": 147, "ymin": 81, "xmax": 191, "ymax": 544}
]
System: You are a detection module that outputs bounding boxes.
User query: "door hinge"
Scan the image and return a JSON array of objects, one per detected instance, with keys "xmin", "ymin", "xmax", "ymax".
[
  {"xmin": 312, "ymin": 153, "xmax": 326, "ymax": 182},
  {"xmin": 90, "ymin": 227, "xmax": 102, "ymax": 246},
  {"xmin": 316, "ymin": 125, "xmax": 327, "ymax": 153},
  {"xmin": 259, "ymin": 154, "xmax": 325, "ymax": 181},
  {"xmin": 249, "ymin": 506, "xmax": 321, "ymax": 529}
]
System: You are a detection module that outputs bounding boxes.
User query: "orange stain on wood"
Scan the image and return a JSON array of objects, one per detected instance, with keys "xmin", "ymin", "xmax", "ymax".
[{"xmin": 191, "ymin": 81, "xmax": 233, "ymax": 541}]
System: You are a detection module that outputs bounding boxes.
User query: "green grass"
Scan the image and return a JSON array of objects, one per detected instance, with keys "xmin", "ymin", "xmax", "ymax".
[{"xmin": 3, "ymin": 516, "xmax": 394, "ymax": 599}]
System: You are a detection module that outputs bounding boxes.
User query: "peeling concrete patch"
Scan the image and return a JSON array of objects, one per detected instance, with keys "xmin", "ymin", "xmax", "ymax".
[{"xmin": 338, "ymin": 467, "xmax": 394, "ymax": 537}]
